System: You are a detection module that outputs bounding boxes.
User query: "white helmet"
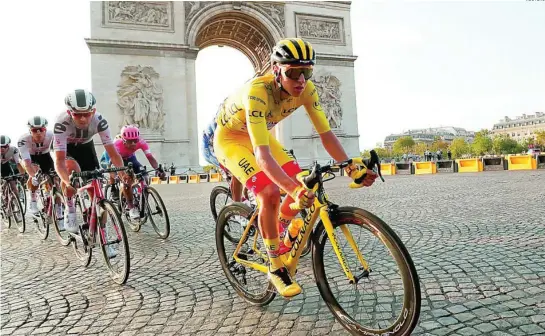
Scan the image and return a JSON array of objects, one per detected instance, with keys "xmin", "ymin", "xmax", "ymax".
[
  {"xmin": 1, "ymin": 135, "xmax": 11, "ymax": 146},
  {"xmin": 65, "ymin": 89, "xmax": 96, "ymax": 113},
  {"xmin": 27, "ymin": 116, "xmax": 48, "ymax": 128}
]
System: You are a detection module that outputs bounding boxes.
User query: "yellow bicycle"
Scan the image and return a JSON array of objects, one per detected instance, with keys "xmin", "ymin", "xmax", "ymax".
[{"xmin": 215, "ymin": 151, "xmax": 421, "ymax": 335}]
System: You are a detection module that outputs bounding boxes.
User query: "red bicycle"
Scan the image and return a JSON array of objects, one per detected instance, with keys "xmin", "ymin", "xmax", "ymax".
[{"xmin": 68, "ymin": 166, "xmax": 131, "ymax": 285}]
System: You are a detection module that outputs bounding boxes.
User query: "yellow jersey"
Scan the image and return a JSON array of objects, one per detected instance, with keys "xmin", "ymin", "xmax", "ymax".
[{"xmin": 215, "ymin": 73, "xmax": 331, "ymax": 147}]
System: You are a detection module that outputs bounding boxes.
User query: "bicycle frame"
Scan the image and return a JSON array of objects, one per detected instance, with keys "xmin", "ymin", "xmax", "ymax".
[{"xmin": 231, "ymin": 172, "xmax": 371, "ymax": 283}]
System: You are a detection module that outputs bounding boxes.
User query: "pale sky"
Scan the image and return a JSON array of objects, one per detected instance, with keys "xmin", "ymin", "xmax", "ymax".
[{"xmin": 1, "ymin": 1, "xmax": 544, "ymax": 164}]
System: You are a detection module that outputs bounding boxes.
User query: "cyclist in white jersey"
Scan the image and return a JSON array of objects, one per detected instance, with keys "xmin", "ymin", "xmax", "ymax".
[
  {"xmin": 17, "ymin": 116, "xmax": 55, "ymax": 214},
  {"xmin": 1, "ymin": 135, "xmax": 25, "ymax": 200},
  {"xmin": 52, "ymin": 89, "xmax": 127, "ymax": 234}
]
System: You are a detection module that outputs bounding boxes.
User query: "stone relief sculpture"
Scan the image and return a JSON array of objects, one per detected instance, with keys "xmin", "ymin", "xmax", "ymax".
[
  {"xmin": 313, "ymin": 74, "xmax": 343, "ymax": 129},
  {"xmin": 297, "ymin": 16, "xmax": 343, "ymax": 42},
  {"xmin": 116, "ymin": 66, "xmax": 165, "ymax": 134},
  {"xmin": 252, "ymin": 3, "xmax": 285, "ymax": 31},
  {"xmin": 107, "ymin": 1, "xmax": 170, "ymax": 27}
]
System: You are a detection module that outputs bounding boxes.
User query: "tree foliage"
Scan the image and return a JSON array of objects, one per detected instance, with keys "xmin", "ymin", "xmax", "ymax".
[
  {"xmin": 449, "ymin": 137, "xmax": 471, "ymax": 159},
  {"xmin": 471, "ymin": 130, "xmax": 493, "ymax": 156},
  {"xmin": 392, "ymin": 136, "xmax": 416, "ymax": 155}
]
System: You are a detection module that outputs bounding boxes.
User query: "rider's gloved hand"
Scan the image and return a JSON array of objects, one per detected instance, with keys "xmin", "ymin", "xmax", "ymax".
[
  {"xmin": 157, "ymin": 171, "xmax": 166, "ymax": 179},
  {"xmin": 290, "ymin": 185, "xmax": 315, "ymax": 209},
  {"xmin": 346, "ymin": 163, "xmax": 378, "ymax": 189}
]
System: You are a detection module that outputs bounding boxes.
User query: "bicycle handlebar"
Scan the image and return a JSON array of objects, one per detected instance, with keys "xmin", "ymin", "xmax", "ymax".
[
  {"xmin": 69, "ymin": 166, "xmax": 129, "ymax": 185},
  {"xmin": 289, "ymin": 150, "xmax": 384, "ymax": 211}
]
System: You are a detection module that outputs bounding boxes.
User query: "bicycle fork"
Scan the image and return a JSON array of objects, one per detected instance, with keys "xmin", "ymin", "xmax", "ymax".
[{"xmin": 320, "ymin": 208, "xmax": 371, "ymax": 284}]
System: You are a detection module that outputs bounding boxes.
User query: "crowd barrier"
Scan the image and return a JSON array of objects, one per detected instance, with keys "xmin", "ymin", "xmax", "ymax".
[
  {"xmin": 380, "ymin": 163, "xmax": 396, "ymax": 175},
  {"xmin": 395, "ymin": 163, "xmax": 413, "ymax": 175},
  {"xmin": 436, "ymin": 160, "xmax": 455, "ymax": 173},
  {"xmin": 456, "ymin": 158, "xmax": 483, "ymax": 173},
  {"xmin": 507, "ymin": 154, "xmax": 537, "ymax": 170},
  {"xmin": 482, "ymin": 157, "xmax": 505, "ymax": 171},
  {"xmin": 413, "ymin": 162, "xmax": 436, "ymax": 175},
  {"xmin": 537, "ymin": 154, "xmax": 545, "ymax": 169}
]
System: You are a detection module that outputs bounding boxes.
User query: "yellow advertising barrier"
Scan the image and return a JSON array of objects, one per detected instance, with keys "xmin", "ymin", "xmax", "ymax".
[
  {"xmin": 150, "ymin": 177, "xmax": 161, "ymax": 185},
  {"xmin": 169, "ymin": 176, "xmax": 180, "ymax": 184},
  {"xmin": 198, "ymin": 173, "xmax": 209, "ymax": 182},
  {"xmin": 380, "ymin": 163, "xmax": 396, "ymax": 176},
  {"xmin": 209, "ymin": 173, "xmax": 222, "ymax": 183},
  {"xmin": 178, "ymin": 175, "xmax": 188, "ymax": 183},
  {"xmin": 413, "ymin": 161, "xmax": 436, "ymax": 175},
  {"xmin": 507, "ymin": 155, "xmax": 537, "ymax": 170},
  {"xmin": 188, "ymin": 175, "xmax": 200, "ymax": 183},
  {"xmin": 456, "ymin": 158, "xmax": 483, "ymax": 173}
]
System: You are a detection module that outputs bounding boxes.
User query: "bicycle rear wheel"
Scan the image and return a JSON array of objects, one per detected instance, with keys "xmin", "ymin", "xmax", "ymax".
[
  {"xmin": 210, "ymin": 185, "xmax": 231, "ymax": 222},
  {"xmin": 99, "ymin": 199, "xmax": 130, "ymax": 285},
  {"xmin": 312, "ymin": 207, "xmax": 420, "ymax": 336},
  {"xmin": 216, "ymin": 202, "xmax": 276, "ymax": 306}
]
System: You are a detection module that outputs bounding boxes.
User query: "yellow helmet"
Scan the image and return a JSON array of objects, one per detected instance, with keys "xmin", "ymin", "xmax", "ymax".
[{"xmin": 271, "ymin": 38, "xmax": 316, "ymax": 66}]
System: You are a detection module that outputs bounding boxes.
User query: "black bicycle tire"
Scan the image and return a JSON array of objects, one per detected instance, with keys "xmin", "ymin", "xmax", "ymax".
[
  {"xmin": 216, "ymin": 202, "xmax": 276, "ymax": 306},
  {"xmin": 99, "ymin": 199, "xmax": 131, "ymax": 285},
  {"xmin": 210, "ymin": 185, "xmax": 231, "ymax": 222},
  {"xmin": 52, "ymin": 191, "xmax": 71, "ymax": 246},
  {"xmin": 9, "ymin": 189, "xmax": 25, "ymax": 233},
  {"xmin": 16, "ymin": 181, "xmax": 27, "ymax": 216},
  {"xmin": 312, "ymin": 206, "xmax": 421, "ymax": 336},
  {"xmin": 35, "ymin": 188, "xmax": 50, "ymax": 240},
  {"xmin": 146, "ymin": 187, "xmax": 170, "ymax": 239},
  {"xmin": 73, "ymin": 194, "xmax": 92, "ymax": 267},
  {"xmin": 118, "ymin": 189, "xmax": 141, "ymax": 232}
]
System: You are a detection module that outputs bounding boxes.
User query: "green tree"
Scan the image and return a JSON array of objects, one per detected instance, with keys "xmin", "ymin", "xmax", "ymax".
[
  {"xmin": 492, "ymin": 135, "xmax": 524, "ymax": 154},
  {"xmin": 202, "ymin": 165, "xmax": 216, "ymax": 173},
  {"xmin": 471, "ymin": 130, "xmax": 493, "ymax": 156},
  {"xmin": 393, "ymin": 136, "xmax": 415, "ymax": 155},
  {"xmin": 449, "ymin": 137, "xmax": 471, "ymax": 159},
  {"xmin": 431, "ymin": 139, "xmax": 449, "ymax": 152},
  {"xmin": 534, "ymin": 130, "xmax": 545, "ymax": 148},
  {"xmin": 412, "ymin": 142, "xmax": 427, "ymax": 156}
]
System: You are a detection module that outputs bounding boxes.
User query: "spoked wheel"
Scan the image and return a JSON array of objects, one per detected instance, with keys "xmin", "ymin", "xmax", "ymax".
[
  {"xmin": 1, "ymin": 205, "xmax": 11, "ymax": 229},
  {"xmin": 9, "ymin": 191, "xmax": 25, "ymax": 233},
  {"xmin": 34, "ymin": 189, "xmax": 50, "ymax": 240},
  {"xmin": 145, "ymin": 187, "xmax": 170, "ymax": 239},
  {"xmin": 98, "ymin": 199, "xmax": 130, "ymax": 285},
  {"xmin": 210, "ymin": 185, "xmax": 231, "ymax": 222},
  {"xmin": 72, "ymin": 195, "xmax": 92, "ymax": 267},
  {"xmin": 312, "ymin": 207, "xmax": 421, "ymax": 336},
  {"xmin": 16, "ymin": 181, "xmax": 27, "ymax": 217},
  {"xmin": 51, "ymin": 191, "xmax": 71, "ymax": 246},
  {"xmin": 119, "ymin": 191, "xmax": 142, "ymax": 232},
  {"xmin": 216, "ymin": 202, "xmax": 276, "ymax": 306}
]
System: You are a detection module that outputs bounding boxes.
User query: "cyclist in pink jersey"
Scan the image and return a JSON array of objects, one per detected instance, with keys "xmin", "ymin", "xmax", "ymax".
[{"xmin": 100, "ymin": 125, "xmax": 164, "ymax": 219}]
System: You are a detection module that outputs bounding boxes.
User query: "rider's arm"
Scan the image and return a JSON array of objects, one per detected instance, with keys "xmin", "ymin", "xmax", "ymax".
[
  {"xmin": 17, "ymin": 137, "xmax": 37, "ymax": 176},
  {"xmin": 245, "ymin": 89, "xmax": 300, "ymax": 195},
  {"xmin": 53, "ymin": 121, "xmax": 72, "ymax": 185},
  {"xmin": 140, "ymin": 140, "xmax": 159, "ymax": 170},
  {"xmin": 96, "ymin": 117, "xmax": 124, "ymax": 169},
  {"xmin": 303, "ymin": 81, "xmax": 352, "ymax": 174}
]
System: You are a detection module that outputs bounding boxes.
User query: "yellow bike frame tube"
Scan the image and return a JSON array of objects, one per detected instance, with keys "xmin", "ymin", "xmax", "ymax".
[
  {"xmin": 320, "ymin": 207, "xmax": 356, "ymax": 283},
  {"xmin": 339, "ymin": 224, "xmax": 370, "ymax": 272},
  {"xmin": 232, "ymin": 209, "xmax": 269, "ymax": 274},
  {"xmin": 284, "ymin": 198, "xmax": 324, "ymax": 273}
]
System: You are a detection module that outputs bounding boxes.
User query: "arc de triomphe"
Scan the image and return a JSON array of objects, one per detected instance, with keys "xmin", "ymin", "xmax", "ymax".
[{"xmin": 87, "ymin": 1, "xmax": 360, "ymax": 169}]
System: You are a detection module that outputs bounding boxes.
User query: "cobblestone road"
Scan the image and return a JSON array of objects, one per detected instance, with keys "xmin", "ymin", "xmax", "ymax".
[{"xmin": 1, "ymin": 170, "xmax": 544, "ymax": 336}]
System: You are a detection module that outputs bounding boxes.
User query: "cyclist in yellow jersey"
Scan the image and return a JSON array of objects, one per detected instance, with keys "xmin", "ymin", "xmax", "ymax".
[{"xmin": 213, "ymin": 38, "xmax": 378, "ymax": 298}]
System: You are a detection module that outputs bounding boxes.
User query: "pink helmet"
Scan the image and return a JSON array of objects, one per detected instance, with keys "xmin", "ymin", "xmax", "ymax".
[{"xmin": 121, "ymin": 125, "xmax": 140, "ymax": 140}]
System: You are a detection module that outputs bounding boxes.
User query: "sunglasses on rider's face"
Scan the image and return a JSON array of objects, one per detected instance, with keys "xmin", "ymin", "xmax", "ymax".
[
  {"xmin": 284, "ymin": 67, "xmax": 313, "ymax": 80},
  {"xmin": 70, "ymin": 111, "xmax": 93, "ymax": 119},
  {"xmin": 31, "ymin": 127, "xmax": 46, "ymax": 133},
  {"xmin": 123, "ymin": 139, "xmax": 138, "ymax": 145},
  {"xmin": 1, "ymin": 145, "xmax": 9, "ymax": 149}
]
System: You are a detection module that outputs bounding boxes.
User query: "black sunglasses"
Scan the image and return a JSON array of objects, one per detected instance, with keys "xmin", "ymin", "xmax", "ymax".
[{"xmin": 284, "ymin": 67, "xmax": 313, "ymax": 80}]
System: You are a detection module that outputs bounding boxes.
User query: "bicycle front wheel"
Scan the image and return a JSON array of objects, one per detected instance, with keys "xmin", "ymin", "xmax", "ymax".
[
  {"xmin": 17, "ymin": 181, "xmax": 27, "ymax": 216},
  {"xmin": 313, "ymin": 207, "xmax": 421, "ymax": 336},
  {"xmin": 146, "ymin": 187, "xmax": 170, "ymax": 239},
  {"xmin": 9, "ymin": 190, "xmax": 25, "ymax": 233},
  {"xmin": 99, "ymin": 199, "xmax": 131, "ymax": 285}
]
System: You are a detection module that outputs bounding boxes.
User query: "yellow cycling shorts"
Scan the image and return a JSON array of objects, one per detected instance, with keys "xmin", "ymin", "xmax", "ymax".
[{"xmin": 213, "ymin": 127, "xmax": 301, "ymax": 195}]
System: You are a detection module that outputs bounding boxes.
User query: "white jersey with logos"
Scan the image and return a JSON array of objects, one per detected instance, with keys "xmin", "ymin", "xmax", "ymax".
[
  {"xmin": 17, "ymin": 130, "xmax": 54, "ymax": 160},
  {"xmin": 53, "ymin": 111, "xmax": 113, "ymax": 151},
  {"xmin": 1, "ymin": 146, "xmax": 20, "ymax": 164}
]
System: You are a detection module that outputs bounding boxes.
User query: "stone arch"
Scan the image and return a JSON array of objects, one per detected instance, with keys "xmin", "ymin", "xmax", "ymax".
[{"xmin": 185, "ymin": 2, "xmax": 283, "ymax": 74}]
